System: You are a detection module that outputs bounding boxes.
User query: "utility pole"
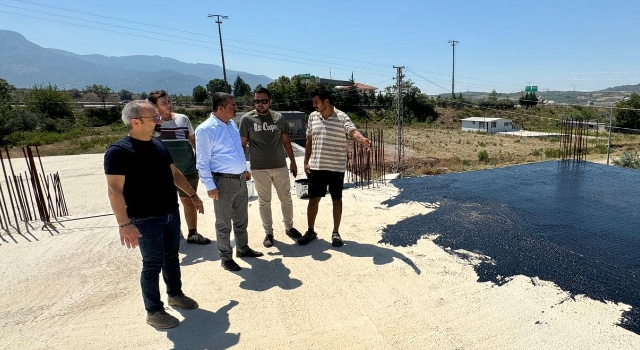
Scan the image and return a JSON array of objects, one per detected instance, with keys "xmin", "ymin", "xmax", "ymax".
[
  {"xmin": 607, "ymin": 103, "xmax": 614, "ymax": 165},
  {"xmin": 448, "ymin": 40, "xmax": 459, "ymax": 99},
  {"xmin": 207, "ymin": 14, "xmax": 229, "ymax": 87},
  {"xmin": 393, "ymin": 66, "xmax": 405, "ymax": 170}
]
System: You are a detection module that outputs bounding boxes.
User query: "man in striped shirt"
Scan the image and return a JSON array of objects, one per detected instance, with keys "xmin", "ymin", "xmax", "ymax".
[{"xmin": 299, "ymin": 86, "xmax": 371, "ymax": 247}]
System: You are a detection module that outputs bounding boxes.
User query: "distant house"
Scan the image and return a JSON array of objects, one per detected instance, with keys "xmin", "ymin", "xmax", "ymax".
[
  {"xmin": 461, "ymin": 117, "xmax": 516, "ymax": 134},
  {"xmin": 336, "ymin": 83, "xmax": 378, "ymax": 95}
]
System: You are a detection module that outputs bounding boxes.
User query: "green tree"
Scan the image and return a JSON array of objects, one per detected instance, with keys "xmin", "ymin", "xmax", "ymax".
[
  {"xmin": 118, "ymin": 89, "xmax": 133, "ymax": 102},
  {"xmin": 206, "ymin": 78, "xmax": 231, "ymax": 95},
  {"xmin": 24, "ymin": 83, "xmax": 75, "ymax": 132},
  {"xmin": 139, "ymin": 91, "xmax": 148, "ymax": 100},
  {"xmin": 342, "ymin": 75, "xmax": 362, "ymax": 112},
  {"xmin": 383, "ymin": 80, "xmax": 438, "ymax": 122},
  {"xmin": 232, "ymin": 76, "xmax": 252, "ymax": 97},
  {"xmin": 289, "ymin": 75, "xmax": 314, "ymax": 111},
  {"xmin": 192, "ymin": 85, "xmax": 208, "ymax": 105},
  {"xmin": 615, "ymin": 93, "xmax": 640, "ymax": 129},
  {"xmin": 25, "ymin": 84, "xmax": 74, "ymax": 120},
  {"xmin": 0, "ymin": 77, "xmax": 13, "ymax": 103},
  {"xmin": 173, "ymin": 94, "xmax": 193, "ymax": 107},
  {"xmin": 403, "ymin": 82, "xmax": 438, "ymax": 122},
  {"xmin": 86, "ymin": 84, "xmax": 112, "ymax": 108},
  {"xmin": 0, "ymin": 78, "xmax": 16, "ymax": 143},
  {"xmin": 488, "ymin": 89, "xmax": 499, "ymax": 102},
  {"xmin": 519, "ymin": 91, "xmax": 539, "ymax": 108},
  {"xmin": 267, "ymin": 76, "xmax": 293, "ymax": 109}
]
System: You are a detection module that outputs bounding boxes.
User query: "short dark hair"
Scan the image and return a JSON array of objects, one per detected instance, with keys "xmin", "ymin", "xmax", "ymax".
[
  {"xmin": 147, "ymin": 89, "xmax": 168, "ymax": 105},
  {"xmin": 212, "ymin": 92, "xmax": 233, "ymax": 111},
  {"xmin": 309, "ymin": 85, "xmax": 333, "ymax": 103},
  {"xmin": 254, "ymin": 87, "xmax": 272, "ymax": 99}
]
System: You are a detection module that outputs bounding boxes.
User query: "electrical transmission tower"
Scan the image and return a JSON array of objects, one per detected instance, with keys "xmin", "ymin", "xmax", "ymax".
[
  {"xmin": 448, "ymin": 40, "xmax": 459, "ymax": 99},
  {"xmin": 393, "ymin": 65, "xmax": 405, "ymax": 171}
]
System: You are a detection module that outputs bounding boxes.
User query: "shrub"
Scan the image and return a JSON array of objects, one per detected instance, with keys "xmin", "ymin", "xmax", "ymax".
[
  {"xmin": 477, "ymin": 150, "xmax": 489, "ymax": 162},
  {"xmin": 174, "ymin": 107, "xmax": 212, "ymax": 126},
  {"xmin": 40, "ymin": 117, "xmax": 75, "ymax": 132},
  {"xmin": 593, "ymin": 144, "xmax": 608, "ymax": 154},
  {"xmin": 7, "ymin": 108, "xmax": 39, "ymax": 132},
  {"xmin": 25, "ymin": 84, "xmax": 74, "ymax": 120},
  {"xmin": 78, "ymin": 106, "xmax": 122, "ymax": 127},
  {"xmin": 544, "ymin": 148, "xmax": 560, "ymax": 158},
  {"xmin": 613, "ymin": 150, "xmax": 640, "ymax": 169}
]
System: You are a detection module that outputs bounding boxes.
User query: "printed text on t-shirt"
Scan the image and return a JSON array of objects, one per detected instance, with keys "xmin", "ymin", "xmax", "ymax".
[{"xmin": 254, "ymin": 122, "xmax": 280, "ymax": 132}]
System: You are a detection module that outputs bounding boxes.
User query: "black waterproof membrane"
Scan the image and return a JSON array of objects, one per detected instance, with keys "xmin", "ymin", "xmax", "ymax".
[{"xmin": 381, "ymin": 160, "xmax": 640, "ymax": 334}]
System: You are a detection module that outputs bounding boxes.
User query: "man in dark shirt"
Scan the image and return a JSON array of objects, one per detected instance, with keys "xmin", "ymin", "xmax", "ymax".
[
  {"xmin": 104, "ymin": 100, "xmax": 204, "ymax": 329},
  {"xmin": 240, "ymin": 87, "xmax": 301, "ymax": 248}
]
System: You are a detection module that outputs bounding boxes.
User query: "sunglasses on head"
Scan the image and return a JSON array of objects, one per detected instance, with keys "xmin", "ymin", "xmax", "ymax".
[{"xmin": 253, "ymin": 99, "xmax": 270, "ymax": 105}]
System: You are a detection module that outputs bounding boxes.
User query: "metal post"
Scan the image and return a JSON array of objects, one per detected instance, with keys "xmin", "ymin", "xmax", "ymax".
[
  {"xmin": 208, "ymin": 14, "xmax": 229, "ymax": 88},
  {"xmin": 607, "ymin": 104, "xmax": 613, "ymax": 165}
]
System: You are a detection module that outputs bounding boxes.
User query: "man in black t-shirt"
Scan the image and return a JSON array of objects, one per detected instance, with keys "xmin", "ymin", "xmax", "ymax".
[{"xmin": 104, "ymin": 100, "xmax": 205, "ymax": 329}]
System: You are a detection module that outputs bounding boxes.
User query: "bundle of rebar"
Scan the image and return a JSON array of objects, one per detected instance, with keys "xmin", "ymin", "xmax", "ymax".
[
  {"xmin": 559, "ymin": 118, "xmax": 589, "ymax": 163},
  {"xmin": 347, "ymin": 128, "xmax": 385, "ymax": 188},
  {"xmin": 0, "ymin": 146, "xmax": 69, "ymax": 233}
]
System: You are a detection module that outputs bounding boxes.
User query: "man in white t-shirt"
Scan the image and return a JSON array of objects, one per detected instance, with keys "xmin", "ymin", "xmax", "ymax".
[{"xmin": 148, "ymin": 90, "xmax": 211, "ymax": 245}]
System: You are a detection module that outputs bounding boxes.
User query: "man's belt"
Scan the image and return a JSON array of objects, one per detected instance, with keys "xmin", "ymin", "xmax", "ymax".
[{"xmin": 212, "ymin": 172, "xmax": 243, "ymax": 179}]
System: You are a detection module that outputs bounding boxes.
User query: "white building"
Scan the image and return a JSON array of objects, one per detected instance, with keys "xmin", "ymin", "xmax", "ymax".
[{"xmin": 461, "ymin": 117, "xmax": 516, "ymax": 134}]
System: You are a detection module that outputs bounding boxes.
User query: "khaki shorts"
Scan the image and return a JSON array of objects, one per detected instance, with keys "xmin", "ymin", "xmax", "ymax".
[{"xmin": 177, "ymin": 172, "xmax": 199, "ymax": 198}]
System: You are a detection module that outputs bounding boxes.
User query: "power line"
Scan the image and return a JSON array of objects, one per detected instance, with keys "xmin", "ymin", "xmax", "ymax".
[
  {"xmin": 4, "ymin": 1, "xmax": 636, "ymax": 94},
  {"xmin": 7, "ymin": 0, "xmax": 393, "ymax": 71},
  {"xmin": 0, "ymin": 9, "xmax": 393, "ymax": 80},
  {"xmin": 0, "ymin": 3, "xmax": 529, "ymax": 93},
  {"xmin": 404, "ymin": 69, "xmax": 449, "ymax": 92}
]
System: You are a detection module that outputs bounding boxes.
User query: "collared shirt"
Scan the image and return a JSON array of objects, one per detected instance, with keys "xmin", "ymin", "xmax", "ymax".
[
  {"xmin": 306, "ymin": 107, "xmax": 356, "ymax": 172},
  {"xmin": 195, "ymin": 113, "xmax": 247, "ymax": 191}
]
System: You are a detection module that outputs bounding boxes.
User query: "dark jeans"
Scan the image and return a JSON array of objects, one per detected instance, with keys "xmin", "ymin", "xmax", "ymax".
[{"xmin": 131, "ymin": 210, "xmax": 182, "ymax": 313}]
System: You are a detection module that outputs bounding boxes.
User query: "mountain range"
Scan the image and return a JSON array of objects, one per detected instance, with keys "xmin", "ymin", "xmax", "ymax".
[{"xmin": 0, "ymin": 30, "xmax": 272, "ymax": 95}]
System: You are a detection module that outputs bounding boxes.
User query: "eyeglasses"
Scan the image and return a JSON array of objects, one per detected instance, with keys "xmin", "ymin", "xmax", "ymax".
[
  {"xmin": 253, "ymin": 99, "xmax": 270, "ymax": 105},
  {"xmin": 134, "ymin": 115, "xmax": 161, "ymax": 122}
]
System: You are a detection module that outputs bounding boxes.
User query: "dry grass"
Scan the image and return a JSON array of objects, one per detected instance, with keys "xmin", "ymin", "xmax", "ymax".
[
  {"xmin": 365, "ymin": 121, "xmax": 638, "ymax": 175},
  {"xmin": 4, "ymin": 111, "xmax": 640, "ymax": 176}
]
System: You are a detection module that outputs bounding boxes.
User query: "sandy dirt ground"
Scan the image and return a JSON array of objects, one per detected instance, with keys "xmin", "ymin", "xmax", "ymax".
[{"xmin": 1, "ymin": 153, "xmax": 639, "ymax": 350}]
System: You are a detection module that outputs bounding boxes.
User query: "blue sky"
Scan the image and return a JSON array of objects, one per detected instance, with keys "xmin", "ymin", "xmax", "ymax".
[{"xmin": 1, "ymin": 0, "xmax": 639, "ymax": 95}]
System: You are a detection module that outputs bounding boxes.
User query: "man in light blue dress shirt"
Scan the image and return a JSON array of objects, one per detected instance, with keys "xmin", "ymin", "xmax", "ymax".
[{"xmin": 195, "ymin": 92, "xmax": 263, "ymax": 272}]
